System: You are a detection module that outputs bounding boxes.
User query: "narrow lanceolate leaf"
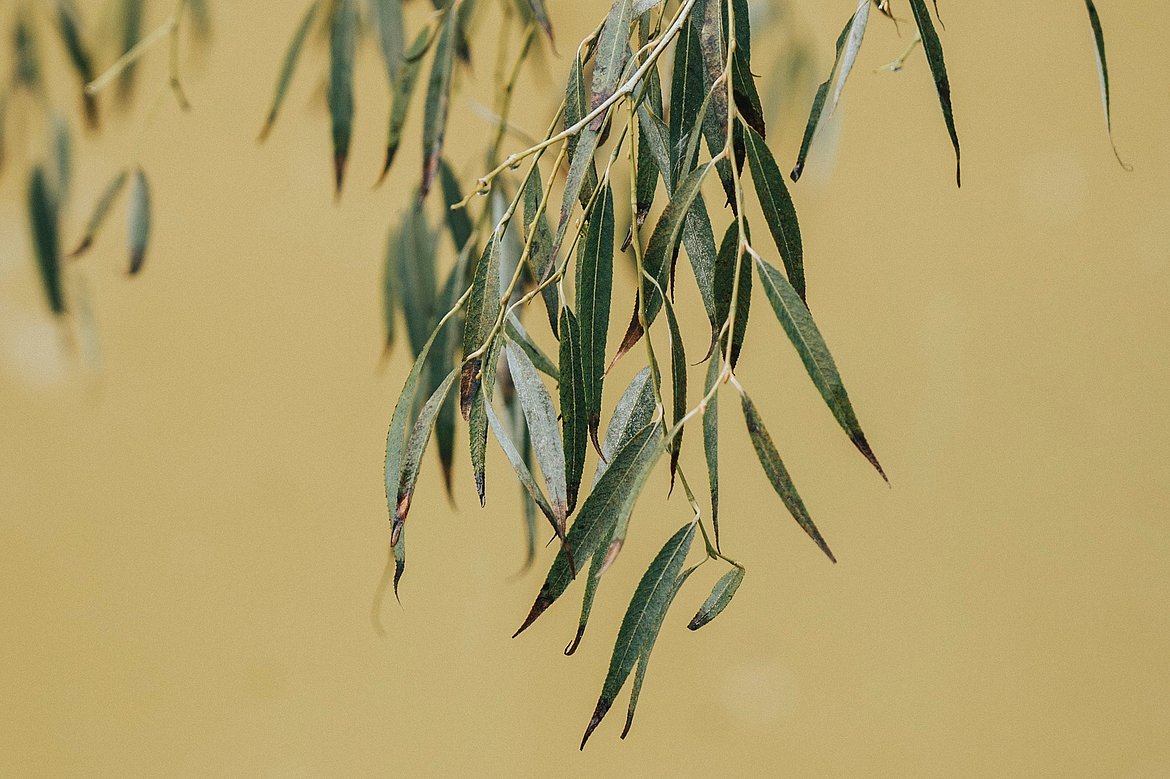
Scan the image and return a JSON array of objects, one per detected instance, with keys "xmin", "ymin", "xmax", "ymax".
[
  {"xmin": 740, "ymin": 389, "xmax": 835, "ymax": 562},
  {"xmin": 462, "ymin": 236, "xmax": 500, "ymax": 505},
  {"xmin": 590, "ymin": 0, "xmax": 632, "ymax": 128},
  {"xmin": 743, "ymin": 125, "xmax": 803, "ymax": 302},
  {"xmin": 558, "ymin": 307, "xmax": 588, "ymax": 515},
  {"xmin": 127, "ymin": 168, "xmax": 151, "ymax": 276},
  {"xmin": 369, "ymin": 0, "xmax": 405, "ymax": 85},
  {"xmin": 702, "ymin": 355, "xmax": 720, "ymax": 544},
  {"xmin": 394, "ymin": 368, "xmax": 458, "ymax": 529},
  {"xmin": 698, "ymin": 0, "xmax": 734, "ymax": 210},
  {"xmin": 327, "ymin": 0, "xmax": 357, "ymax": 194},
  {"xmin": 668, "ymin": 4, "xmax": 706, "ymax": 177},
  {"xmin": 754, "ymin": 256, "xmax": 885, "ymax": 480},
  {"xmin": 395, "ymin": 205, "xmax": 437, "ymax": 357},
  {"xmin": 662, "ymin": 293, "xmax": 686, "ymax": 490},
  {"xmin": 526, "ymin": 0, "xmax": 554, "ymax": 42},
  {"xmin": 687, "ymin": 565, "xmax": 744, "ymax": 630},
  {"xmin": 116, "ymin": 0, "xmax": 143, "ymax": 104},
  {"xmin": 51, "ymin": 117, "xmax": 72, "ymax": 205},
  {"xmin": 634, "ymin": 118, "xmax": 659, "ymax": 227},
  {"xmin": 70, "ymin": 170, "xmax": 128, "ymax": 257},
  {"xmin": 1083, "ymin": 0, "xmax": 1130, "ymax": 170},
  {"xmin": 829, "ymin": 1, "xmax": 870, "ymax": 117},
  {"xmin": 484, "ymin": 401, "xmax": 561, "ymax": 538},
  {"xmin": 378, "ymin": 26, "xmax": 428, "ymax": 182},
  {"xmin": 521, "ymin": 168, "xmax": 559, "ymax": 333},
  {"xmin": 381, "ymin": 224, "xmax": 397, "ymax": 354},
  {"xmin": 420, "ymin": 10, "xmax": 457, "ymax": 199},
  {"xmin": 438, "ymin": 159, "xmax": 473, "ymax": 251},
  {"xmin": 505, "ymin": 314, "xmax": 558, "ymax": 381},
  {"xmin": 259, "ymin": 1, "xmax": 319, "ymax": 141},
  {"xmin": 515, "ymin": 420, "xmax": 663, "ymax": 637},
  {"xmin": 712, "ymin": 221, "xmax": 751, "ymax": 367},
  {"xmin": 28, "ymin": 167, "xmax": 64, "ymax": 316},
  {"xmin": 506, "ymin": 342, "xmax": 569, "ymax": 529},
  {"xmin": 554, "ymin": 53, "xmax": 601, "ymax": 258},
  {"xmin": 907, "ymin": 0, "xmax": 961, "ymax": 187},
  {"xmin": 576, "ymin": 183, "xmax": 615, "ymax": 450},
  {"xmin": 791, "ymin": 11, "xmax": 857, "ymax": 182},
  {"xmin": 581, "ymin": 522, "xmax": 695, "ymax": 749},
  {"xmin": 433, "ymin": 246, "xmax": 473, "ymax": 498},
  {"xmin": 55, "ymin": 1, "xmax": 99, "ymax": 128}
]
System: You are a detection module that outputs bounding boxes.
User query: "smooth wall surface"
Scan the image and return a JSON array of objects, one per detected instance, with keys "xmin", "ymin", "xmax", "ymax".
[{"xmin": 1, "ymin": 1, "xmax": 1168, "ymax": 775}]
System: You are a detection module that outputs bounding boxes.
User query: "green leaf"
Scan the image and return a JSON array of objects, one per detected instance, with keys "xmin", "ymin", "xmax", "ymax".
[
  {"xmin": 395, "ymin": 205, "xmax": 437, "ymax": 358},
  {"xmin": 521, "ymin": 167, "xmax": 560, "ymax": 334},
  {"xmin": 581, "ymin": 522, "xmax": 695, "ymax": 748},
  {"xmin": 661, "ymin": 292, "xmax": 686, "ymax": 490},
  {"xmin": 327, "ymin": 0, "xmax": 357, "ymax": 194},
  {"xmin": 28, "ymin": 166, "xmax": 64, "ymax": 316},
  {"xmin": 907, "ymin": 0, "xmax": 961, "ymax": 187},
  {"xmin": 753, "ymin": 255, "xmax": 885, "ymax": 480},
  {"xmin": 701, "ymin": 354, "xmax": 720, "ymax": 545},
  {"xmin": 369, "ymin": 0, "xmax": 405, "ymax": 85},
  {"xmin": 1083, "ymin": 0, "xmax": 1131, "ymax": 170},
  {"xmin": 55, "ymin": 1, "xmax": 99, "ymax": 129},
  {"xmin": 712, "ymin": 220, "xmax": 751, "ymax": 367},
  {"xmin": 394, "ymin": 367, "xmax": 458, "ymax": 529},
  {"xmin": 506, "ymin": 341, "xmax": 569, "ymax": 528},
  {"xmin": 743, "ymin": 124, "xmax": 803, "ymax": 301},
  {"xmin": 421, "ymin": 9, "xmax": 457, "ymax": 198},
  {"xmin": 70, "ymin": 170, "xmax": 128, "ymax": 257},
  {"xmin": 127, "ymin": 167, "xmax": 151, "ymax": 276},
  {"xmin": 438, "ymin": 158, "xmax": 473, "ymax": 251},
  {"xmin": 668, "ymin": 3, "xmax": 706, "ymax": 177},
  {"xmin": 554, "ymin": 52, "xmax": 602, "ymax": 257},
  {"xmin": 116, "ymin": 0, "xmax": 143, "ymax": 104},
  {"xmin": 461, "ymin": 235, "xmax": 501, "ymax": 505},
  {"xmin": 505, "ymin": 313, "xmax": 558, "ymax": 381},
  {"xmin": 514, "ymin": 419, "xmax": 663, "ymax": 637},
  {"xmin": 687, "ymin": 565, "xmax": 744, "ymax": 630},
  {"xmin": 591, "ymin": 0, "xmax": 633, "ymax": 127},
  {"xmin": 697, "ymin": 0, "xmax": 734, "ymax": 210},
  {"xmin": 433, "ymin": 244, "xmax": 473, "ymax": 498},
  {"xmin": 381, "ymin": 223, "xmax": 397, "ymax": 355},
  {"xmin": 558, "ymin": 307, "xmax": 588, "ymax": 515},
  {"xmin": 526, "ymin": 0, "xmax": 554, "ymax": 42},
  {"xmin": 576, "ymin": 182, "xmax": 615, "ymax": 450},
  {"xmin": 791, "ymin": 10, "xmax": 857, "ymax": 182},
  {"xmin": 739, "ymin": 388, "xmax": 835, "ymax": 563},
  {"xmin": 378, "ymin": 26, "xmax": 428, "ymax": 183},
  {"xmin": 484, "ymin": 400, "xmax": 561, "ymax": 538},
  {"xmin": 259, "ymin": 1, "xmax": 320, "ymax": 141}
]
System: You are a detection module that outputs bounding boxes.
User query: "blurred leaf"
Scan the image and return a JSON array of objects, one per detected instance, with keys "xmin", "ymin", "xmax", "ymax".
[
  {"xmin": 421, "ymin": 9, "xmax": 457, "ymax": 199},
  {"xmin": 687, "ymin": 565, "xmax": 744, "ymax": 630},
  {"xmin": 369, "ymin": 0, "xmax": 405, "ymax": 85},
  {"xmin": 395, "ymin": 205, "xmax": 437, "ymax": 358},
  {"xmin": 328, "ymin": 0, "xmax": 357, "ymax": 194},
  {"xmin": 526, "ymin": 0, "xmax": 554, "ymax": 42},
  {"xmin": 127, "ymin": 168, "xmax": 151, "ymax": 276},
  {"xmin": 378, "ymin": 26, "xmax": 428, "ymax": 182},
  {"xmin": 1083, "ymin": 0, "xmax": 1131, "ymax": 170},
  {"xmin": 743, "ymin": 124, "xmax": 803, "ymax": 301},
  {"xmin": 71, "ymin": 170, "xmax": 129, "ymax": 258},
  {"xmin": 590, "ymin": 0, "xmax": 632, "ymax": 129},
  {"xmin": 739, "ymin": 388, "xmax": 835, "ymax": 562},
  {"xmin": 55, "ymin": 1, "xmax": 100, "ymax": 129},
  {"xmin": 28, "ymin": 166, "xmax": 64, "ymax": 316},
  {"xmin": 116, "ymin": 0, "xmax": 143, "ymax": 105},
  {"xmin": 753, "ymin": 255, "xmax": 885, "ymax": 480},
  {"xmin": 438, "ymin": 158, "xmax": 473, "ymax": 251},
  {"xmin": 828, "ymin": 1, "xmax": 870, "ymax": 117},
  {"xmin": 907, "ymin": 0, "xmax": 961, "ymax": 186},
  {"xmin": 13, "ymin": 15, "xmax": 42, "ymax": 94},
  {"xmin": 791, "ymin": 9, "xmax": 859, "ymax": 182},
  {"xmin": 580, "ymin": 522, "xmax": 695, "ymax": 748},
  {"xmin": 506, "ymin": 341, "xmax": 569, "ymax": 529},
  {"xmin": 259, "ymin": 0, "xmax": 320, "ymax": 141},
  {"xmin": 576, "ymin": 182, "xmax": 615, "ymax": 450},
  {"xmin": 433, "ymin": 244, "xmax": 474, "ymax": 498},
  {"xmin": 558, "ymin": 307, "xmax": 588, "ymax": 515}
]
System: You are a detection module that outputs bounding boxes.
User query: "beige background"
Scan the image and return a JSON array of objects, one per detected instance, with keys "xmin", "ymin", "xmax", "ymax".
[{"xmin": 2, "ymin": 1, "xmax": 1168, "ymax": 775}]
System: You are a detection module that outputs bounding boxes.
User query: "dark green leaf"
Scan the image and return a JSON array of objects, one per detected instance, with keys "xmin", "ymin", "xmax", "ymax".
[
  {"xmin": 433, "ymin": 244, "xmax": 473, "ymax": 498},
  {"xmin": 907, "ymin": 0, "xmax": 961, "ymax": 187},
  {"xmin": 1083, "ymin": 0, "xmax": 1131, "ymax": 170},
  {"xmin": 369, "ymin": 0, "xmax": 405, "ymax": 85},
  {"xmin": 521, "ymin": 167, "xmax": 560, "ymax": 334},
  {"xmin": 668, "ymin": 4, "xmax": 706, "ymax": 177},
  {"xmin": 127, "ymin": 168, "xmax": 151, "ymax": 276},
  {"xmin": 743, "ymin": 124, "xmax": 803, "ymax": 301},
  {"xmin": 438, "ymin": 158, "xmax": 473, "ymax": 251},
  {"xmin": 506, "ymin": 341, "xmax": 569, "ymax": 528},
  {"xmin": 381, "ymin": 224, "xmax": 397, "ymax": 355},
  {"xmin": 28, "ymin": 166, "xmax": 64, "ymax": 316},
  {"xmin": 55, "ymin": 1, "xmax": 99, "ymax": 129},
  {"xmin": 395, "ymin": 205, "xmax": 437, "ymax": 358},
  {"xmin": 740, "ymin": 388, "xmax": 835, "ymax": 562},
  {"xmin": 462, "ymin": 236, "xmax": 501, "ymax": 505},
  {"xmin": 116, "ymin": 0, "xmax": 143, "ymax": 105},
  {"xmin": 754, "ymin": 255, "xmax": 885, "ymax": 480},
  {"xmin": 712, "ymin": 220, "xmax": 751, "ymax": 367},
  {"xmin": 554, "ymin": 53, "xmax": 601, "ymax": 257},
  {"xmin": 421, "ymin": 10, "xmax": 457, "ymax": 198},
  {"xmin": 591, "ymin": 0, "xmax": 632, "ymax": 128},
  {"xmin": 327, "ymin": 0, "xmax": 357, "ymax": 194},
  {"xmin": 698, "ymin": 0, "xmax": 734, "ymax": 210},
  {"xmin": 581, "ymin": 522, "xmax": 695, "ymax": 748},
  {"xmin": 576, "ymin": 182, "xmax": 615, "ymax": 450},
  {"xmin": 259, "ymin": 0, "xmax": 319, "ymax": 141},
  {"xmin": 687, "ymin": 565, "xmax": 744, "ymax": 630},
  {"xmin": 378, "ymin": 26, "xmax": 428, "ymax": 182},
  {"xmin": 558, "ymin": 307, "xmax": 588, "ymax": 515},
  {"xmin": 515, "ymin": 419, "xmax": 663, "ymax": 637},
  {"xmin": 661, "ymin": 292, "xmax": 686, "ymax": 490},
  {"xmin": 701, "ymin": 354, "xmax": 720, "ymax": 545},
  {"xmin": 70, "ymin": 170, "xmax": 128, "ymax": 257}
]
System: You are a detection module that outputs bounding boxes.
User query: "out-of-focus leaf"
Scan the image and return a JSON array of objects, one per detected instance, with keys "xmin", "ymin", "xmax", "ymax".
[
  {"xmin": 395, "ymin": 205, "xmax": 437, "ymax": 358},
  {"xmin": 461, "ymin": 236, "xmax": 501, "ymax": 505},
  {"xmin": 580, "ymin": 522, "xmax": 695, "ymax": 748},
  {"xmin": 505, "ymin": 313, "xmax": 558, "ymax": 381},
  {"xmin": 701, "ymin": 354, "xmax": 720, "ymax": 544},
  {"xmin": 28, "ymin": 166, "xmax": 64, "ymax": 316},
  {"xmin": 558, "ymin": 307, "xmax": 588, "ymax": 515},
  {"xmin": 687, "ymin": 565, "xmax": 744, "ymax": 630},
  {"xmin": 1083, "ymin": 0, "xmax": 1130, "ymax": 170},
  {"xmin": 369, "ymin": 0, "xmax": 405, "ymax": 85},
  {"xmin": 521, "ymin": 167, "xmax": 559, "ymax": 334},
  {"xmin": 259, "ymin": 1, "xmax": 319, "ymax": 141},
  {"xmin": 590, "ymin": 0, "xmax": 632, "ymax": 129},
  {"xmin": 907, "ymin": 0, "xmax": 961, "ymax": 186},
  {"xmin": 438, "ymin": 158, "xmax": 473, "ymax": 251},
  {"xmin": 526, "ymin": 0, "xmax": 554, "ymax": 42},
  {"xmin": 116, "ymin": 0, "xmax": 143, "ymax": 105},
  {"xmin": 743, "ymin": 124, "xmax": 803, "ymax": 301},
  {"xmin": 576, "ymin": 182, "xmax": 615, "ymax": 450},
  {"xmin": 791, "ymin": 10, "xmax": 858, "ymax": 182},
  {"xmin": 127, "ymin": 168, "xmax": 151, "ymax": 276},
  {"xmin": 70, "ymin": 170, "xmax": 128, "ymax": 257},
  {"xmin": 51, "ymin": 116, "xmax": 72, "ymax": 204},
  {"xmin": 378, "ymin": 26, "xmax": 428, "ymax": 182},
  {"xmin": 754, "ymin": 255, "xmax": 885, "ymax": 480},
  {"xmin": 828, "ymin": 1, "xmax": 870, "ymax": 116},
  {"xmin": 55, "ymin": 1, "xmax": 100, "ymax": 128},
  {"xmin": 421, "ymin": 9, "xmax": 457, "ymax": 199},
  {"xmin": 327, "ymin": 0, "xmax": 357, "ymax": 194},
  {"xmin": 712, "ymin": 221, "xmax": 751, "ymax": 368},
  {"xmin": 13, "ymin": 15, "xmax": 42, "ymax": 94},
  {"xmin": 514, "ymin": 419, "xmax": 663, "ymax": 637},
  {"xmin": 506, "ymin": 341, "xmax": 569, "ymax": 529},
  {"xmin": 381, "ymin": 224, "xmax": 397, "ymax": 355},
  {"xmin": 740, "ymin": 388, "xmax": 835, "ymax": 563}
]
